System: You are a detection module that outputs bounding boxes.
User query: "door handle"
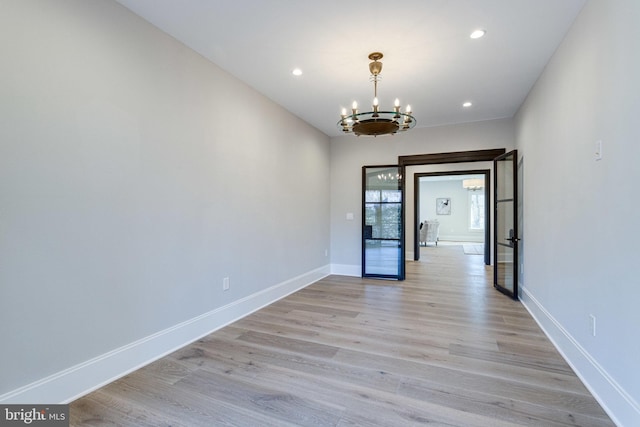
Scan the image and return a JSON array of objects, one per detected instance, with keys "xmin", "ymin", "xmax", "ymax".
[{"xmin": 506, "ymin": 229, "xmax": 519, "ymax": 244}]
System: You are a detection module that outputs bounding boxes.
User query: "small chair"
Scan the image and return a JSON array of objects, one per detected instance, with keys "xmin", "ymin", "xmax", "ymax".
[{"xmin": 419, "ymin": 220, "xmax": 440, "ymax": 246}]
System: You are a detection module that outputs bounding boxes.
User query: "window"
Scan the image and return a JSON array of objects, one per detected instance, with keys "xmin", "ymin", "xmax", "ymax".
[
  {"xmin": 469, "ymin": 192, "xmax": 485, "ymax": 230},
  {"xmin": 365, "ymin": 189, "xmax": 402, "ymax": 239}
]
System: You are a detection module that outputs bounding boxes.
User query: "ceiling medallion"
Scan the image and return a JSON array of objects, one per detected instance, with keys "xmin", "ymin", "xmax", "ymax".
[{"xmin": 338, "ymin": 52, "xmax": 416, "ymax": 137}]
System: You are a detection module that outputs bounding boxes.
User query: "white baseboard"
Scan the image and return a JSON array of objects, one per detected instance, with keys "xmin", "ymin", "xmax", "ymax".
[
  {"xmin": 0, "ymin": 265, "xmax": 330, "ymax": 405},
  {"xmin": 330, "ymin": 264, "xmax": 360, "ymax": 277},
  {"xmin": 520, "ymin": 286, "xmax": 639, "ymax": 427}
]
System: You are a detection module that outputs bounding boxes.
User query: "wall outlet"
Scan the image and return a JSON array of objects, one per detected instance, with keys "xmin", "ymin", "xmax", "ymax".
[
  {"xmin": 325, "ymin": 249, "xmax": 328, "ymax": 257},
  {"xmin": 589, "ymin": 314, "xmax": 596, "ymax": 336},
  {"xmin": 223, "ymin": 277, "xmax": 230, "ymax": 291}
]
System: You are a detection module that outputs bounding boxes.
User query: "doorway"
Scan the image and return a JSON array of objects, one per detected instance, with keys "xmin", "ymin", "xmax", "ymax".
[
  {"xmin": 414, "ymin": 170, "xmax": 490, "ymax": 265},
  {"xmin": 398, "ymin": 149, "xmax": 505, "ymax": 278}
]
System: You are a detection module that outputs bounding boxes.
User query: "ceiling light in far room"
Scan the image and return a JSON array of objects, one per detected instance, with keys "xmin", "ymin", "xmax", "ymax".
[
  {"xmin": 338, "ymin": 52, "xmax": 416, "ymax": 137},
  {"xmin": 462, "ymin": 101, "xmax": 473, "ymax": 108},
  {"xmin": 470, "ymin": 29, "xmax": 486, "ymax": 39},
  {"xmin": 463, "ymin": 178, "xmax": 484, "ymax": 191},
  {"xmin": 292, "ymin": 68, "xmax": 303, "ymax": 76}
]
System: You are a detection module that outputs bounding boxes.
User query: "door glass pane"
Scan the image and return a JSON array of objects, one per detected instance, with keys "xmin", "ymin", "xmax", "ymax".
[
  {"xmin": 496, "ymin": 155, "xmax": 514, "ymax": 201},
  {"xmin": 365, "ymin": 190, "xmax": 381, "ymax": 202},
  {"xmin": 363, "ymin": 166, "xmax": 403, "ymax": 278},
  {"xmin": 496, "ymin": 200, "xmax": 515, "ymax": 293}
]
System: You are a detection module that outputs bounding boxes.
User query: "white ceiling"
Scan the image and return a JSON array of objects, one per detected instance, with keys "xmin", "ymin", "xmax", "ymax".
[{"xmin": 115, "ymin": 0, "xmax": 586, "ymax": 137}]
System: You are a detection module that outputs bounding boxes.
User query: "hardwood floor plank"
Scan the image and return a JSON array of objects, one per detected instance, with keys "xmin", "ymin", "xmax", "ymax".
[
  {"xmin": 397, "ymin": 377, "xmax": 609, "ymax": 427},
  {"xmin": 111, "ymin": 373, "xmax": 295, "ymax": 427},
  {"xmin": 70, "ymin": 245, "xmax": 614, "ymax": 426},
  {"xmin": 70, "ymin": 394, "xmax": 164, "ymax": 427},
  {"xmin": 236, "ymin": 330, "xmax": 341, "ymax": 359},
  {"xmin": 330, "ymin": 344, "xmax": 598, "ymax": 419},
  {"xmin": 448, "ymin": 343, "xmax": 574, "ymax": 375},
  {"xmin": 245, "ymin": 364, "xmax": 523, "ymax": 427},
  {"xmin": 270, "ymin": 300, "xmax": 361, "ymax": 318},
  {"xmin": 175, "ymin": 369, "xmax": 344, "ymax": 426},
  {"xmin": 136, "ymin": 358, "xmax": 194, "ymax": 386},
  {"xmin": 191, "ymin": 337, "xmax": 402, "ymax": 394}
]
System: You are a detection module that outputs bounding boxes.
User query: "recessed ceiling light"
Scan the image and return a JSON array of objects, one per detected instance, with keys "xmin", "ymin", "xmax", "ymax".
[
  {"xmin": 292, "ymin": 68, "xmax": 303, "ymax": 76},
  {"xmin": 463, "ymin": 101, "xmax": 473, "ymax": 108},
  {"xmin": 470, "ymin": 29, "xmax": 486, "ymax": 39}
]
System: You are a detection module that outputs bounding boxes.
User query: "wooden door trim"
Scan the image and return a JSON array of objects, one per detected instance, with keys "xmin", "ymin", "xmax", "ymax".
[{"xmin": 399, "ymin": 149, "xmax": 506, "ymax": 167}]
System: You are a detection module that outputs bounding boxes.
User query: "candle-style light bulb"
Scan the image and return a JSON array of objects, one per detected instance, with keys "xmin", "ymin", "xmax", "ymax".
[
  {"xmin": 372, "ymin": 97, "xmax": 379, "ymax": 117},
  {"xmin": 393, "ymin": 98, "xmax": 401, "ymax": 117},
  {"xmin": 341, "ymin": 108, "xmax": 347, "ymax": 117},
  {"xmin": 403, "ymin": 104, "xmax": 413, "ymax": 127},
  {"xmin": 352, "ymin": 101, "xmax": 358, "ymax": 110}
]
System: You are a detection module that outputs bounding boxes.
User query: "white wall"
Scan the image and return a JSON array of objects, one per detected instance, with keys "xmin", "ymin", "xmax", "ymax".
[
  {"xmin": 330, "ymin": 119, "xmax": 514, "ymax": 275},
  {"xmin": 0, "ymin": 0, "xmax": 330, "ymax": 402},
  {"xmin": 515, "ymin": 0, "xmax": 640, "ymax": 424}
]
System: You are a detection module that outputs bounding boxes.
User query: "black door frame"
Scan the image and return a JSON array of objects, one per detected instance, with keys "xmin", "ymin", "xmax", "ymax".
[
  {"xmin": 493, "ymin": 150, "xmax": 519, "ymax": 299},
  {"xmin": 362, "ymin": 165, "xmax": 405, "ymax": 280},
  {"xmin": 398, "ymin": 149, "xmax": 506, "ymax": 278}
]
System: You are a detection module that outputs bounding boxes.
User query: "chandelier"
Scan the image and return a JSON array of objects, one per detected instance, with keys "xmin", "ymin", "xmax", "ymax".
[
  {"xmin": 377, "ymin": 172, "xmax": 402, "ymax": 181},
  {"xmin": 462, "ymin": 178, "xmax": 484, "ymax": 191},
  {"xmin": 338, "ymin": 52, "xmax": 416, "ymax": 137}
]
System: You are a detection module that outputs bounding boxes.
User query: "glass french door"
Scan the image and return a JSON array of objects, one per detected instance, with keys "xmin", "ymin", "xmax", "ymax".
[
  {"xmin": 362, "ymin": 166, "xmax": 404, "ymax": 280},
  {"xmin": 494, "ymin": 150, "xmax": 519, "ymax": 299}
]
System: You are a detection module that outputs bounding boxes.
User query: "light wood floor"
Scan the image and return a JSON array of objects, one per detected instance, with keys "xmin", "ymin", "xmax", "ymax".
[{"xmin": 70, "ymin": 245, "xmax": 614, "ymax": 426}]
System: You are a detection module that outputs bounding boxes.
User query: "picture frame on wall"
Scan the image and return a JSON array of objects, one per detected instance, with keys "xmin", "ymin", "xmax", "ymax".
[{"xmin": 436, "ymin": 197, "xmax": 451, "ymax": 215}]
